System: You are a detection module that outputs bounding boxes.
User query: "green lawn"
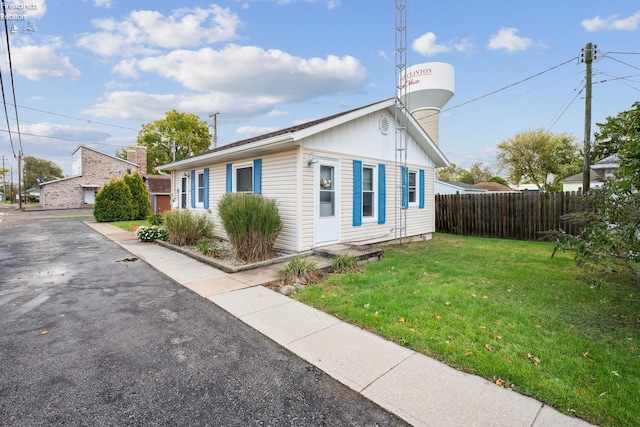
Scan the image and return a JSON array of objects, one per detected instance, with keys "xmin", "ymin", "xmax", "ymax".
[
  {"xmin": 109, "ymin": 219, "xmax": 150, "ymax": 232},
  {"xmin": 293, "ymin": 234, "xmax": 640, "ymax": 427}
]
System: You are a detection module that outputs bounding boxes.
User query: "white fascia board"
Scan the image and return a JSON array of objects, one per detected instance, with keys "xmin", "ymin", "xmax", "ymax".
[{"xmin": 158, "ymin": 135, "xmax": 294, "ymax": 171}]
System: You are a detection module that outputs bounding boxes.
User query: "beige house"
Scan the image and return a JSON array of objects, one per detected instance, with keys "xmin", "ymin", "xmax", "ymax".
[
  {"xmin": 39, "ymin": 145, "xmax": 147, "ymax": 210},
  {"xmin": 159, "ymin": 99, "xmax": 449, "ymax": 253}
]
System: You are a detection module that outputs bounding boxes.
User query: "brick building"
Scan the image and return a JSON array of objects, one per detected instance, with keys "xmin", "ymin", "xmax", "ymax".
[{"xmin": 39, "ymin": 145, "xmax": 150, "ymax": 210}]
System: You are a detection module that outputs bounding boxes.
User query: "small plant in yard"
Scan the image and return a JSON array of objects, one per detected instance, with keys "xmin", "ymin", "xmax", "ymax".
[
  {"xmin": 217, "ymin": 193, "xmax": 283, "ymax": 262},
  {"xmin": 162, "ymin": 209, "xmax": 214, "ymax": 246},
  {"xmin": 331, "ymin": 253, "xmax": 361, "ymax": 274},
  {"xmin": 135, "ymin": 225, "xmax": 168, "ymax": 242},
  {"xmin": 278, "ymin": 256, "xmax": 321, "ymax": 286},
  {"xmin": 196, "ymin": 240, "xmax": 220, "ymax": 257}
]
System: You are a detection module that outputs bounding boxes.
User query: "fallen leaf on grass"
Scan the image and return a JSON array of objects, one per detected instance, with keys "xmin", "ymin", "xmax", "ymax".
[
  {"xmin": 465, "ymin": 351, "xmax": 474, "ymax": 356},
  {"xmin": 485, "ymin": 344, "xmax": 494, "ymax": 352},
  {"xmin": 527, "ymin": 353, "xmax": 541, "ymax": 366},
  {"xmin": 611, "ymin": 370, "xmax": 621, "ymax": 377},
  {"xmin": 397, "ymin": 317, "xmax": 406, "ymax": 323},
  {"xmin": 495, "ymin": 379, "xmax": 505, "ymax": 387}
]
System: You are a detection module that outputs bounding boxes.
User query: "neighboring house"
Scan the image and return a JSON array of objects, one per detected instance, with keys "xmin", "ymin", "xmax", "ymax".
[
  {"xmin": 39, "ymin": 145, "xmax": 147, "ymax": 210},
  {"xmin": 159, "ymin": 98, "xmax": 449, "ymax": 253},
  {"xmin": 435, "ymin": 180, "xmax": 487, "ymax": 195},
  {"xmin": 472, "ymin": 182, "xmax": 517, "ymax": 192},
  {"xmin": 561, "ymin": 155, "xmax": 620, "ymax": 192}
]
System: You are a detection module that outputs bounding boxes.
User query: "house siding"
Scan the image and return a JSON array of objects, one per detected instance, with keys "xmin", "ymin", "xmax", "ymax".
[{"xmin": 181, "ymin": 148, "xmax": 300, "ymax": 253}]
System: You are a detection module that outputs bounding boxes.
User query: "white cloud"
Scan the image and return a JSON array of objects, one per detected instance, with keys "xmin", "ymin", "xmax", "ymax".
[
  {"xmin": 12, "ymin": 37, "xmax": 81, "ymax": 80},
  {"xmin": 93, "ymin": 0, "xmax": 111, "ymax": 8},
  {"xmin": 235, "ymin": 126, "xmax": 281, "ymax": 138},
  {"xmin": 412, "ymin": 32, "xmax": 451, "ymax": 57},
  {"xmin": 581, "ymin": 11, "xmax": 640, "ymax": 32},
  {"xmin": 486, "ymin": 28, "xmax": 532, "ymax": 52},
  {"xmin": 76, "ymin": 5, "xmax": 243, "ymax": 57},
  {"xmin": 453, "ymin": 37, "xmax": 475, "ymax": 54},
  {"xmin": 118, "ymin": 44, "xmax": 366, "ymax": 102}
]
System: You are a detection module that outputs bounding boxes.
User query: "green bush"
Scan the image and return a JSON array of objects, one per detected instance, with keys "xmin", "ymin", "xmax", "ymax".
[
  {"xmin": 217, "ymin": 193, "xmax": 283, "ymax": 262},
  {"xmin": 162, "ymin": 209, "xmax": 214, "ymax": 246},
  {"xmin": 135, "ymin": 225, "xmax": 168, "ymax": 242},
  {"xmin": 148, "ymin": 213, "xmax": 163, "ymax": 226},
  {"xmin": 123, "ymin": 172, "xmax": 151, "ymax": 220},
  {"xmin": 94, "ymin": 179, "xmax": 135, "ymax": 222},
  {"xmin": 278, "ymin": 256, "xmax": 321, "ymax": 285}
]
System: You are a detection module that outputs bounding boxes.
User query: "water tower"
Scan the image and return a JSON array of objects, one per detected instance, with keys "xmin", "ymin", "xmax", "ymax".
[{"xmin": 399, "ymin": 62, "xmax": 455, "ymax": 145}]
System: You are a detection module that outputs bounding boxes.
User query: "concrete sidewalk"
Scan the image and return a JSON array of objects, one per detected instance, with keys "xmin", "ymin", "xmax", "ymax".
[{"xmin": 88, "ymin": 221, "xmax": 596, "ymax": 427}]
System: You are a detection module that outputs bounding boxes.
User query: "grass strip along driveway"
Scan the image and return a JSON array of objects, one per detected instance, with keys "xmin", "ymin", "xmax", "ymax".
[{"xmin": 294, "ymin": 234, "xmax": 639, "ymax": 427}]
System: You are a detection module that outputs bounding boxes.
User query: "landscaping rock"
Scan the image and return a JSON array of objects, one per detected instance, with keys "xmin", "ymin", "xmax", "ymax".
[{"xmin": 280, "ymin": 285, "xmax": 296, "ymax": 296}]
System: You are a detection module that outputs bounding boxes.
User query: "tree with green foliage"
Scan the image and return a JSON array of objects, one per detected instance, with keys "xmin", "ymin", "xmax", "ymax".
[
  {"xmin": 497, "ymin": 129, "xmax": 580, "ymax": 191},
  {"xmin": 23, "ymin": 156, "xmax": 64, "ymax": 189},
  {"xmin": 134, "ymin": 110, "xmax": 211, "ymax": 174},
  {"xmin": 438, "ymin": 163, "xmax": 465, "ymax": 181},
  {"xmin": 488, "ymin": 176, "xmax": 508, "ymax": 186},
  {"xmin": 123, "ymin": 172, "xmax": 151, "ymax": 220},
  {"xmin": 458, "ymin": 162, "xmax": 493, "ymax": 184},
  {"xmin": 555, "ymin": 104, "xmax": 640, "ymax": 285},
  {"xmin": 94, "ymin": 179, "xmax": 135, "ymax": 222}
]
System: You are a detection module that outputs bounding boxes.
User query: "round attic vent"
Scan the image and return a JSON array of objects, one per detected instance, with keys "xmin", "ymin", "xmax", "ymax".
[{"xmin": 379, "ymin": 116, "xmax": 390, "ymax": 135}]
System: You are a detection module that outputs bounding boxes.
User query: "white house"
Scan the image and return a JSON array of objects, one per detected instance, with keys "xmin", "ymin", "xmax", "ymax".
[
  {"xmin": 561, "ymin": 155, "xmax": 620, "ymax": 192},
  {"xmin": 435, "ymin": 180, "xmax": 487, "ymax": 195},
  {"xmin": 158, "ymin": 98, "xmax": 449, "ymax": 253}
]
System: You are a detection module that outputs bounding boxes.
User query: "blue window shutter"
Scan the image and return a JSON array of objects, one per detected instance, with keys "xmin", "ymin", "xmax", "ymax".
[
  {"xmin": 401, "ymin": 166, "xmax": 408, "ymax": 209},
  {"xmin": 226, "ymin": 163, "xmax": 232, "ymax": 193},
  {"xmin": 419, "ymin": 169, "xmax": 425, "ymax": 209},
  {"xmin": 253, "ymin": 159, "xmax": 262, "ymax": 195},
  {"xmin": 203, "ymin": 168, "xmax": 210, "ymax": 209},
  {"xmin": 190, "ymin": 170, "xmax": 196, "ymax": 208},
  {"xmin": 378, "ymin": 164, "xmax": 386, "ymax": 224},
  {"xmin": 353, "ymin": 160, "xmax": 362, "ymax": 226}
]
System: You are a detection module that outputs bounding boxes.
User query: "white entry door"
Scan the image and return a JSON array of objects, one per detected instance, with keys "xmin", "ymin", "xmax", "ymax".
[{"xmin": 314, "ymin": 159, "xmax": 340, "ymax": 246}]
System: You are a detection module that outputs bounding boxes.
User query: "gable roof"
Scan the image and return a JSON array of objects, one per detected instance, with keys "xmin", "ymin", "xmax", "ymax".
[
  {"xmin": 561, "ymin": 169, "xmax": 603, "ymax": 183},
  {"xmin": 436, "ymin": 180, "xmax": 487, "ymax": 192},
  {"xmin": 159, "ymin": 99, "xmax": 449, "ymax": 171},
  {"xmin": 472, "ymin": 182, "xmax": 516, "ymax": 192}
]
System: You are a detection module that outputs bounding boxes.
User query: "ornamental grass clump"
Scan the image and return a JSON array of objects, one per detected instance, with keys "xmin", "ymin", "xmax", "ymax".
[
  {"xmin": 217, "ymin": 193, "xmax": 283, "ymax": 262},
  {"xmin": 162, "ymin": 209, "xmax": 214, "ymax": 246}
]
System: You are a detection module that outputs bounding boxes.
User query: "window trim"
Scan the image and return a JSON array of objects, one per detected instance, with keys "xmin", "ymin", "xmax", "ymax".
[
  {"xmin": 195, "ymin": 170, "xmax": 205, "ymax": 207},
  {"xmin": 361, "ymin": 164, "xmax": 378, "ymax": 222},
  {"xmin": 408, "ymin": 169, "xmax": 418, "ymax": 206},
  {"xmin": 233, "ymin": 163, "xmax": 254, "ymax": 193}
]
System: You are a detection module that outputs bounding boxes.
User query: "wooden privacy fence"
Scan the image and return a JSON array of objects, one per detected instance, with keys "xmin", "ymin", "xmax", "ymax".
[{"xmin": 435, "ymin": 191, "xmax": 583, "ymax": 241}]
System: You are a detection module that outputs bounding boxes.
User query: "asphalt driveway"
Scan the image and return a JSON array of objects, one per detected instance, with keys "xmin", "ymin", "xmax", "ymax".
[{"xmin": 0, "ymin": 209, "xmax": 406, "ymax": 426}]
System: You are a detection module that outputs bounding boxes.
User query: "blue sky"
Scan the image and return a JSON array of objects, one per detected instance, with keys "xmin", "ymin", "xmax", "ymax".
[{"xmin": 0, "ymin": 0, "xmax": 639, "ymax": 181}]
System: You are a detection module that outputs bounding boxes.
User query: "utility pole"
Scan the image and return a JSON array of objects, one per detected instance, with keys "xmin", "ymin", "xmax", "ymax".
[
  {"xmin": 581, "ymin": 42, "xmax": 596, "ymax": 193},
  {"xmin": 17, "ymin": 151, "xmax": 22, "ymax": 209},
  {"xmin": 209, "ymin": 111, "xmax": 220, "ymax": 149},
  {"xmin": 1, "ymin": 155, "xmax": 6, "ymax": 200}
]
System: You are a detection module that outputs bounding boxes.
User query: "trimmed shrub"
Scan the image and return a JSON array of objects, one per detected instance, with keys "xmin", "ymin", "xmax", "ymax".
[
  {"xmin": 162, "ymin": 209, "xmax": 214, "ymax": 246},
  {"xmin": 148, "ymin": 213, "xmax": 164, "ymax": 226},
  {"xmin": 123, "ymin": 172, "xmax": 151, "ymax": 220},
  {"xmin": 135, "ymin": 225, "xmax": 168, "ymax": 242},
  {"xmin": 94, "ymin": 179, "xmax": 135, "ymax": 222},
  {"xmin": 217, "ymin": 193, "xmax": 283, "ymax": 262}
]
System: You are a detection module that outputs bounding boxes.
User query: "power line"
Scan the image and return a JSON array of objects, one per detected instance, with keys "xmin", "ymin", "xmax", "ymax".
[
  {"xmin": 3, "ymin": 8, "xmax": 23, "ymax": 155},
  {"xmin": 442, "ymin": 57, "xmax": 579, "ymax": 114},
  {"xmin": 6, "ymin": 102, "xmax": 141, "ymax": 132}
]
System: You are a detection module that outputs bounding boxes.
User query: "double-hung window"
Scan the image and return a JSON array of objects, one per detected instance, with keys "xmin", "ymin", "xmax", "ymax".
[
  {"xmin": 196, "ymin": 171, "xmax": 205, "ymax": 205},
  {"xmin": 362, "ymin": 166, "xmax": 375, "ymax": 218},
  {"xmin": 235, "ymin": 165, "xmax": 253, "ymax": 193},
  {"xmin": 408, "ymin": 170, "xmax": 417, "ymax": 205}
]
